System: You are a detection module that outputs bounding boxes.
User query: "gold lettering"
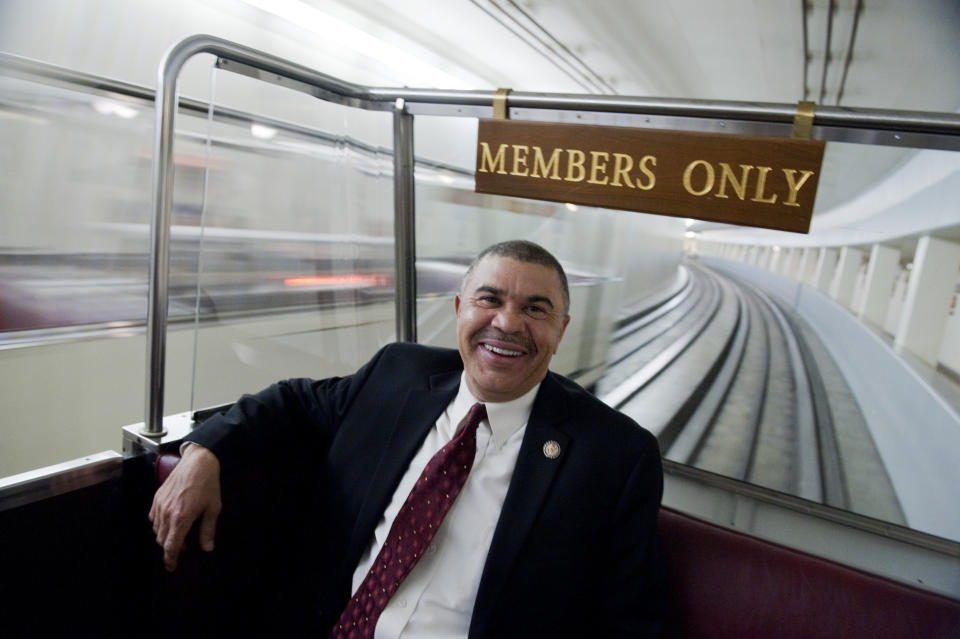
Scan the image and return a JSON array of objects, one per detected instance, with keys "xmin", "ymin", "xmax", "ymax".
[
  {"xmin": 510, "ymin": 144, "xmax": 530, "ymax": 176},
  {"xmin": 716, "ymin": 163, "xmax": 753, "ymax": 200},
  {"xmin": 782, "ymin": 169, "xmax": 815, "ymax": 207},
  {"xmin": 531, "ymin": 146, "xmax": 562, "ymax": 180},
  {"xmin": 587, "ymin": 151, "xmax": 610, "ymax": 185},
  {"xmin": 751, "ymin": 166, "xmax": 778, "ymax": 203},
  {"xmin": 635, "ymin": 155, "xmax": 656, "ymax": 190},
  {"xmin": 565, "ymin": 149, "xmax": 586, "ymax": 182},
  {"xmin": 478, "ymin": 142, "xmax": 508, "ymax": 175},
  {"xmin": 682, "ymin": 160, "xmax": 714, "ymax": 196},
  {"xmin": 610, "ymin": 153, "xmax": 634, "ymax": 188}
]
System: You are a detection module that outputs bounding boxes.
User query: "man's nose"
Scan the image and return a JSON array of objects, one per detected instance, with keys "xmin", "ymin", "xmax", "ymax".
[{"xmin": 491, "ymin": 305, "xmax": 524, "ymax": 333}]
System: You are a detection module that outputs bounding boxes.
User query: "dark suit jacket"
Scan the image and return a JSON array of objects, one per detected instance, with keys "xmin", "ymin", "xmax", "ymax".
[{"xmin": 186, "ymin": 342, "xmax": 665, "ymax": 638}]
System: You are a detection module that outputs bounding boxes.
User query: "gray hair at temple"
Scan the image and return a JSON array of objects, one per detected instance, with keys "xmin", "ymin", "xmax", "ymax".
[{"xmin": 461, "ymin": 240, "xmax": 570, "ymax": 316}]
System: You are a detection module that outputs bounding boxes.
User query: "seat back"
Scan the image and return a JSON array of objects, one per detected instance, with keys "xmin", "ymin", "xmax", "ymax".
[{"xmin": 658, "ymin": 507, "xmax": 960, "ymax": 639}]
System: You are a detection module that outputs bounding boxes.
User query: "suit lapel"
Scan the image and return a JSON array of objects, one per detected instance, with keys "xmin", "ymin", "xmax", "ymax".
[
  {"xmin": 341, "ymin": 370, "xmax": 461, "ymax": 576},
  {"xmin": 470, "ymin": 374, "xmax": 572, "ymax": 638}
]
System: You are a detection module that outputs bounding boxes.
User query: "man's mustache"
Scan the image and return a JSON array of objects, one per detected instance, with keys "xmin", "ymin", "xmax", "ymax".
[{"xmin": 472, "ymin": 328, "xmax": 536, "ymax": 353}]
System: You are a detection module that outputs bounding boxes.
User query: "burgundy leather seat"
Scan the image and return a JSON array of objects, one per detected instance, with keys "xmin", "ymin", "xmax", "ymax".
[
  {"xmin": 156, "ymin": 454, "xmax": 960, "ymax": 637},
  {"xmin": 155, "ymin": 453, "xmax": 181, "ymax": 487},
  {"xmin": 659, "ymin": 507, "xmax": 960, "ymax": 639}
]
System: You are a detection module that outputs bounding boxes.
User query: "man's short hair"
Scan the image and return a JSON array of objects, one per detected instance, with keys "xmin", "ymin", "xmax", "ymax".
[{"xmin": 462, "ymin": 240, "xmax": 570, "ymax": 315}]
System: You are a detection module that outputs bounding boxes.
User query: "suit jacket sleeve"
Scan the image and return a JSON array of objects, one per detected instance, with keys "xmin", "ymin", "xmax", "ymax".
[{"xmin": 183, "ymin": 344, "xmax": 391, "ymax": 470}]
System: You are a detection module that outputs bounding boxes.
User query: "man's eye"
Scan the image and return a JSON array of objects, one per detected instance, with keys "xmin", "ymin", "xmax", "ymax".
[
  {"xmin": 525, "ymin": 305, "xmax": 548, "ymax": 317},
  {"xmin": 477, "ymin": 296, "xmax": 499, "ymax": 306}
]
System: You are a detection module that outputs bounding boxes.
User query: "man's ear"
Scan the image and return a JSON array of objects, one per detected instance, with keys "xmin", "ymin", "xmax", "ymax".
[{"xmin": 454, "ymin": 294, "xmax": 462, "ymax": 316}]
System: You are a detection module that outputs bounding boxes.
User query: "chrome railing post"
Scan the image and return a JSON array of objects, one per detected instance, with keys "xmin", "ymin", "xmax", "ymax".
[
  {"xmin": 142, "ymin": 38, "xmax": 201, "ymax": 437},
  {"xmin": 393, "ymin": 98, "xmax": 417, "ymax": 343}
]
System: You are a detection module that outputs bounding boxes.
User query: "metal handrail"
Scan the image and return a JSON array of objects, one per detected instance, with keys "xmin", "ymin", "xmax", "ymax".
[
  {"xmin": 210, "ymin": 50, "xmax": 960, "ymax": 141},
  {"xmin": 381, "ymin": 88, "xmax": 960, "ymax": 135},
  {"xmin": 144, "ymin": 34, "xmax": 960, "ymax": 435}
]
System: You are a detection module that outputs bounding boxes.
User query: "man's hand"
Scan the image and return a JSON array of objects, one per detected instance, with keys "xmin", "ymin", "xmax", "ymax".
[{"xmin": 149, "ymin": 444, "xmax": 222, "ymax": 572}]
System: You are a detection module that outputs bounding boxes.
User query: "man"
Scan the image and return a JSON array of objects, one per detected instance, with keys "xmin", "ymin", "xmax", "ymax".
[{"xmin": 151, "ymin": 240, "xmax": 666, "ymax": 638}]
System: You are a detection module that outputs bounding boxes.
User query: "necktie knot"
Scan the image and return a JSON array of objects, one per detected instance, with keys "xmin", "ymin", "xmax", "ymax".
[{"xmin": 459, "ymin": 402, "xmax": 487, "ymax": 437}]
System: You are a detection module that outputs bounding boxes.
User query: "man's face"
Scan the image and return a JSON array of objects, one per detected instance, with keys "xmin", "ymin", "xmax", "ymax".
[{"xmin": 455, "ymin": 255, "xmax": 570, "ymax": 402}]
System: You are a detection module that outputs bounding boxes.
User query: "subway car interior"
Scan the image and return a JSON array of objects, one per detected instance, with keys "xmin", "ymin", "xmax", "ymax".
[{"xmin": 1, "ymin": 1, "xmax": 959, "ymax": 636}]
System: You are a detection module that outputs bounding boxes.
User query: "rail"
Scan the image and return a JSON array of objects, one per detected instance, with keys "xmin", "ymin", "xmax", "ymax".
[
  {"xmin": 599, "ymin": 261, "xmax": 855, "ymax": 512},
  {"xmin": 599, "ymin": 266, "xmax": 723, "ymax": 408},
  {"xmin": 610, "ymin": 267, "xmax": 695, "ymax": 343},
  {"xmin": 773, "ymin": 294, "xmax": 850, "ymax": 509},
  {"xmin": 756, "ymin": 283, "xmax": 822, "ymax": 501},
  {"xmin": 666, "ymin": 287, "xmax": 749, "ymax": 463}
]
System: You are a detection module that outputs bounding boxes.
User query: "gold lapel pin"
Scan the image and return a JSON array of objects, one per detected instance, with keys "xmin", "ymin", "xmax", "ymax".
[{"xmin": 542, "ymin": 440, "xmax": 561, "ymax": 459}]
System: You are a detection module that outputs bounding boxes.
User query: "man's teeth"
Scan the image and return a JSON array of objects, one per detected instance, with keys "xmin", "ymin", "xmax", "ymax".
[{"xmin": 484, "ymin": 344, "xmax": 523, "ymax": 357}]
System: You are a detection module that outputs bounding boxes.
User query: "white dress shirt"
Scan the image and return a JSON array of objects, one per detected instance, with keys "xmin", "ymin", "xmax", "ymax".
[{"xmin": 350, "ymin": 373, "xmax": 539, "ymax": 639}]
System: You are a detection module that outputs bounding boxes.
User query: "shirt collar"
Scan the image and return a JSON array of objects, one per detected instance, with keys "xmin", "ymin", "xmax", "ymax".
[{"xmin": 450, "ymin": 373, "xmax": 540, "ymax": 448}]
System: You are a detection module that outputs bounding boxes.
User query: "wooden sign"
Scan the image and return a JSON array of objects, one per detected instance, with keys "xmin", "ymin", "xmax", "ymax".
[{"xmin": 475, "ymin": 119, "xmax": 825, "ymax": 233}]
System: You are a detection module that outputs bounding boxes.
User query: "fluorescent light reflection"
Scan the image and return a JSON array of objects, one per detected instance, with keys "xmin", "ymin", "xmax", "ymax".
[
  {"xmin": 92, "ymin": 100, "xmax": 138, "ymax": 119},
  {"xmin": 238, "ymin": 0, "xmax": 475, "ymax": 88},
  {"xmin": 251, "ymin": 123, "xmax": 278, "ymax": 140},
  {"xmin": 284, "ymin": 274, "xmax": 389, "ymax": 288}
]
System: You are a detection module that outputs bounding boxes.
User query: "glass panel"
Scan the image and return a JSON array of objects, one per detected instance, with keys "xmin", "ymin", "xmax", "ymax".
[
  {"xmin": 412, "ymin": 115, "xmax": 960, "ymax": 544},
  {"xmin": 686, "ymin": 143, "xmax": 960, "ymax": 543},
  {"xmin": 0, "ymin": 75, "xmax": 153, "ymax": 332},
  {"xmin": 0, "ymin": 57, "xmax": 394, "ymax": 476},
  {"xmin": 0, "ymin": 64, "xmax": 167, "ymax": 475},
  {"xmin": 186, "ymin": 68, "xmax": 394, "ymax": 412}
]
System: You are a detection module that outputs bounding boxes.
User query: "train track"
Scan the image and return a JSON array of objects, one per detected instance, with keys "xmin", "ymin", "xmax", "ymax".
[{"xmin": 597, "ymin": 260, "xmax": 904, "ymax": 522}]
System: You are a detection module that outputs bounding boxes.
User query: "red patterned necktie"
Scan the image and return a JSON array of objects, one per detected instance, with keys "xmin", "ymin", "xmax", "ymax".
[{"xmin": 329, "ymin": 402, "xmax": 488, "ymax": 639}]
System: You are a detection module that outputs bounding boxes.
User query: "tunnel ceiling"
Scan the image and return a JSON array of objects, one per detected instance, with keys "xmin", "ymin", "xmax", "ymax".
[{"xmin": 313, "ymin": 0, "xmax": 960, "ymax": 250}]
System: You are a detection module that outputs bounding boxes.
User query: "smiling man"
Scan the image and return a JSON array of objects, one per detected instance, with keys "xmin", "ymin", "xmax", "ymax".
[
  {"xmin": 456, "ymin": 243, "xmax": 570, "ymax": 402},
  {"xmin": 151, "ymin": 240, "xmax": 666, "ymax": 639}
]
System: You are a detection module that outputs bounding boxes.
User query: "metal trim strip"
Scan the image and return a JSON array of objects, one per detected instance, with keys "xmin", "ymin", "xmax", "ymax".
[{"xmin": 0, "ymin": 451, "xmax": 123, "ymax": 513}]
